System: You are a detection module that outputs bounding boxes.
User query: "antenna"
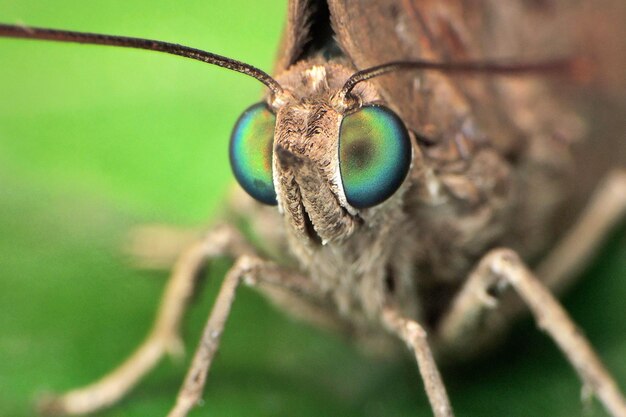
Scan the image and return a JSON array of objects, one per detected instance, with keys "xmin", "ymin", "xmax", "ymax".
[
  {"xmin": 337, "ymin": 58, "xmax": 577, "ymax": 105},
  {"xmin": 0, "ymin": 23, "xmax": 284, "ymax": 95}
]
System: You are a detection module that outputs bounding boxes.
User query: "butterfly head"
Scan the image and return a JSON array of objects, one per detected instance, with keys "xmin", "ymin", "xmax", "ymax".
[{"xmin": 229, "ymin": 61, "xmax": 413, "ymax": 244}]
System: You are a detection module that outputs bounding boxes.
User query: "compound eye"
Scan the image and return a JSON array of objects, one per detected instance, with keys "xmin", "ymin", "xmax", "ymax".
[
  {"xmin": 338, "ymin": 105, "xmax": 411, "ymax": 209},
  {"xmin": 229, "ymin": 102, "xmax": 277, "ymax": 205}
]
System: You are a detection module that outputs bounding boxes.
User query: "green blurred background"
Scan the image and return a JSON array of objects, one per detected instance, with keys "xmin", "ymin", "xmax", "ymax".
[{"xmin": 0, "ymin": 1, "xmax": 624, "ymax": 416}]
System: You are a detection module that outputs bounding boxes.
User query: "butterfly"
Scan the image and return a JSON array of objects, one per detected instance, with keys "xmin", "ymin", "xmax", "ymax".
[{"xmin": 1, "ymin": 0, "xmax": 624, "ymax": 416}]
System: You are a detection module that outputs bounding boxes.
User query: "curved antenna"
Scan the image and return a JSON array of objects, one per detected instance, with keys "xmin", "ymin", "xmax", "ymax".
[
  {"xmin": 337, "ymin": 58, "xmax": 577, "ymax": 104},
  {"xmin": 0, "ymin": 23, "xmax": 283, "ymax": 96}
]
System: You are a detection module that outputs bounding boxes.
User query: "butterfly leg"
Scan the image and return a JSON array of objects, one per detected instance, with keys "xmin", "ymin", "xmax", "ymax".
[
  {"xmin": 39, "ymin": 224, "xmax": 255, "ymax": 416},
  {"xmin": 437, "ymin": 168, "xmax": 626, "ymax": 351},
  {"xmin": 437, "ymin": 247, "xmax": 626, "ymax": 417},
  {"xmin": 166, "ymin": 256, "xmax": 316, "ymax": 417},
  {"xmin": 125, "ymin": 188, "xmax": 285, "ymax": 271},
  {"xmin": 381, "ymin": 307, "xmax": 454, "ymax": 417},
  {"xmin": 125, "ymin": 224, "xmax": 206, "ymax": 270},
  {"xmin": 537, "ymin": 169, "xmax": 626, "ymax": 292}
]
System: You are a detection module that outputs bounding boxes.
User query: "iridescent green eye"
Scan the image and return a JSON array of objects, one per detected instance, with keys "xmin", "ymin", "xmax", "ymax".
[
  {"xmin": 339, "ymin": 105, "xmax": 411, "ymax": 209},
  {"xmin": 229, "ymin": 102, "xmax": 277, "ymax": 205}
]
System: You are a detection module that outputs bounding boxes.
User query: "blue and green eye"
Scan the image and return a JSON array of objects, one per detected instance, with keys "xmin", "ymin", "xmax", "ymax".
[
  {"xmin": 338, "ymin": 105, "xmax": 411, "ymax": 209},
  {"xmin": 229, "ymin": 102, "xmax": 277, "ymax": 205}
]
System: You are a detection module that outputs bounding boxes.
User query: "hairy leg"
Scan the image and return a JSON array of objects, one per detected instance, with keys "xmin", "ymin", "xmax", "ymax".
[
  {"xmin": 381, "ymin": 307, "xmax": 454, "ymax": 417},
  {"xmin": 438, "ymin": 248, "xmax": 626, "ymax": 417},
  {"xmin": 126, "ymin": 188, "xmax": 286, "ymax": 271},
  {"xmin": 538, "ymin": 169, "xmax": 626, "ymax": 292},
  {"xmin": 39, "ymin": 224, "xmax": 254, "ymax": 415},
  {"xmin": 125, "ymin": 224, "xmax": 205, "ymax": 270},
  {"xmin": 438, "ymin": 169, "xmax": 626, "ymax": 352},
  {"xmin": 167, "ymin": 255, "xmax": 318, "ymax": 417}
]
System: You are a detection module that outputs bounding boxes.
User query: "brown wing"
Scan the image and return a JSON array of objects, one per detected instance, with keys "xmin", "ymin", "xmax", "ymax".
[
  {"xmin": 327, "ymin": 0, "xmax": 586, "ymax": 156},
  {"xmin": 274, "ymin": 0, "xmax": 624, "ymax": 208},
  {"xmin": 272, "ymin": 0, "xmax": 624, "ymax": 270},
  {"xmin": 328, "ymin": 0, "xmax": 625, "ymax": 192},
  {"xmin": 328, "ymin": 0, "xmax": 625, "ymax": 256},
  {"xmin": 273, "ymin": 0, "xmax": 312, "ymax": 73}
]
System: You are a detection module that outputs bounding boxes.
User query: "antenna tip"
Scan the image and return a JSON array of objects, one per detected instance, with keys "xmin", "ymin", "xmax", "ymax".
[{"xmin": 567, "ymin": 56, "xmax": 595, "ymax": 84}]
